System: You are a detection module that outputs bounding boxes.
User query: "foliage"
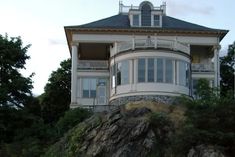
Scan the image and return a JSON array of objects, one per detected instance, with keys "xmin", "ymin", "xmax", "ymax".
[
  {"xmin": 40, "ymin": 59, "xmax": 71, "ymax": 123},
  {"xmin": 220, "ymin": 41, "xmax": 235, "ymax": 97},
  {"xmin": 149, "ymin": 112, "xmax": 174, "ymax": 157},
  {"xmin": 56, "ymin": 107, "xmax": 92, "ymax": 136},
  {"xmin": 173, "ymin": 79, "xmax": 235, "ymax": 156},
  {"xmin": 0, "ymin": 34, "xmax": 33, "ymax": 108}
]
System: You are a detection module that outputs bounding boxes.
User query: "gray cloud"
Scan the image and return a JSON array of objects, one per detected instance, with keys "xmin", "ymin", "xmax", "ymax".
[{"xmin": 48, "ymin": 38, "xmax": 66, "ymax": 45}]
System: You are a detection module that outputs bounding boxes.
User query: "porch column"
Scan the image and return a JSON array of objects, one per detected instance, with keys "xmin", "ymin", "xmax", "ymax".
[
  {"xmin": 213, "ymin": 45, "xmax": 220, "ymax": 88},
  {"xmin": 71, "ymin": 43, "xmax": 78, "ymax": 105}
]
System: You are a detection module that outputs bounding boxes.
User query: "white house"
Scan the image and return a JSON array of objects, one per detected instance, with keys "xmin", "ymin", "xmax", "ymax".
[{"xmin": 65, "ymin": 1, "xmax": 228, "ymax": 111}]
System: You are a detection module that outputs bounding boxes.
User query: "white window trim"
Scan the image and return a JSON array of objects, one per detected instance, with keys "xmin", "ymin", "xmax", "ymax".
[{"xmin": 151, "ymin": 14, "xmax": 162, "ymax": 27}]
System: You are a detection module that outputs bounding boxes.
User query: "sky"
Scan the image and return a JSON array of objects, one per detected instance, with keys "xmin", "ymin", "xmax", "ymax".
[{"xmin": 0, "ymin": 0, "xmax": 234, "ymax": 95}]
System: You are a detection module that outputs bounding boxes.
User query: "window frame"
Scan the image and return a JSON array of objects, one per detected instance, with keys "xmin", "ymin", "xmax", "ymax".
[
  {"xmin": 82, "ymin": 78, "xmax": 97, "ymax": 98},
  {"xmin": 133, "ymin": 14, "xmax": 140, "ymax": 26}
]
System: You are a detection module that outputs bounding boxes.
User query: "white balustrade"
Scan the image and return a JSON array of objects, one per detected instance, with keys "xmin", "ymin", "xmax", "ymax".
[
  {"xmin": 112, "ymin": 38, "xmax": 190, "ymax": 56},
  {"xmin": 77, "ymin": 60, "xmax": 108, "ymax": 70}
]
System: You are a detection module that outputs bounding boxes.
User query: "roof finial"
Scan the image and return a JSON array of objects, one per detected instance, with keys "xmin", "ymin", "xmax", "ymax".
[
  {"xmin": 119, "ymin": 0, "xmax": 123, "ymax": 13},
  {"xmin": 162, "ymin": 2, "xmax": 166, "ymax": 15}
]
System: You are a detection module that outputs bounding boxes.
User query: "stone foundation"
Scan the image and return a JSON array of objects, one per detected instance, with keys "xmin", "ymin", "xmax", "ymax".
[{"xmin": 109, "ymin": 95, "xmax": 176, "ymax": 106}]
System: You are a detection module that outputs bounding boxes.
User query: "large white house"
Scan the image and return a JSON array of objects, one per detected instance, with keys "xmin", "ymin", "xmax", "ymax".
[{"xmin": 65, "ymin": 1, "xmax": 228, "ymax": 111}]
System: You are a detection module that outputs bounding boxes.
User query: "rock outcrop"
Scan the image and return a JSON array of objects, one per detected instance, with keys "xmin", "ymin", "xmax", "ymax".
[
  {"xmin": 44, "ymin": 104, "xmax": 175, "ymax": 157},
  {"xmin": 43, "ymin": 102, "xmax": 228, "ymax": 157},
  {"xmin": 187, "ymin": 145, "xmax": 225, "ymax": 157}
]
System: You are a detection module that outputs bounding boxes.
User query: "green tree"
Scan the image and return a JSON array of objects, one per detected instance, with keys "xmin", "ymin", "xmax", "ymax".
[
  {"xmin": 0, "ymin": 34, "xmax": 33, "ymax": 108},
  {"xmin": 40, "ymin": 59, "xmax": 71, "ymax": 123},
  {"xmin": 220, "ymin": 41, "xmax": 235, "ymax": 97}
]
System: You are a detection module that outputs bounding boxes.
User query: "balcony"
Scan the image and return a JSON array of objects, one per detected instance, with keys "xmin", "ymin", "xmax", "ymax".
[
  {"xmin": 191, "ymin": 63, "xmax": 214, "ymax": 72},
  {"xmin": 77, "ymin": 60, "xmax": 108, "ymax": 70},
  {"xmin": 110, "ymin": 38, "xmax": 190, "ymax": 56}
]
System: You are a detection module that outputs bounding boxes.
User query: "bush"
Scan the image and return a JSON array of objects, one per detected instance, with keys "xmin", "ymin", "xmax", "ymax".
[
  {"xmin": 149, "ymin": 112, "xmax": 174, "ymax": 157},
  {"xmin": 56, "ymin": 108, "xmax": 92, "ymax": 136},
  {"xmin": 172, "ymin": 80, "xmax": 235, "ymax": 156}
]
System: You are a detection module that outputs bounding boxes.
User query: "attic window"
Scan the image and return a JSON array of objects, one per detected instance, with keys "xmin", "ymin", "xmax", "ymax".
[
  {"xmin": 153, "ymin": 15, "xmax": 160, "ymax": 26},
  {"xmin": 141, "ymin": 3, "xmax": 151, "ymax": 26},
  {"xmin": 133, "ymin": 14, "xmax": 139, "ymax": 26}
]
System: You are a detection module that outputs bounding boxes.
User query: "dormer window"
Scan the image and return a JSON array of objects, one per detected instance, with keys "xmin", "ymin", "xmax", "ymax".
[
  {"xmin": 133, "ymin": 14, "xmax": 140, "ymax": 26},
  {"xmin": 153, "ymin": 15, "xmax": 160, "ymax": 26},
  {"xmin": 141, "ymin": 3, "xmax": 151, "ymax": 26},
  {"xmin": 127, "ymin": 1, "xmax": 165, "ymax": 27}
]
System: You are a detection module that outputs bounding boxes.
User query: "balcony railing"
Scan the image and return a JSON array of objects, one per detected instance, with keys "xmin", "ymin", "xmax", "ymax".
[
  {"xmin": 192, "ymin": 63, "xmax": 214, "ymax": 72},
  {"xmin": 119, "ymin": 1, "xmax": 166, "ymax": 14},
  {"xmin": 110, "ymin": 38, "xmax": 190, "ymax": 56},
  {"xmin": 77, "ymin": 60, "xmax": 108, "ymax": 70}
]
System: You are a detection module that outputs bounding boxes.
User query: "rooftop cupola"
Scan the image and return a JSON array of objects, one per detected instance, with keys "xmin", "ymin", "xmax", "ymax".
[{"xmin": 119, "ymin": 1, "xmax": 166, "ymax": 27}]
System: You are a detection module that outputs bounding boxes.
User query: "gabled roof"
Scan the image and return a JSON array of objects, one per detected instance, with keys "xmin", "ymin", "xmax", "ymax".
[{"xmin": 65, "ymin": 14, "xmax": 227, "ymax": 33}]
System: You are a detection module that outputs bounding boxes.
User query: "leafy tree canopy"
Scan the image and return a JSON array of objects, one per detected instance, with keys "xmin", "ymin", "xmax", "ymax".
[
  {"xmin": 0, "ymin": 34, "xmax": 33, "ymax": 108},
  {"xmin": 40, "ymin": 59, "xmax": 71, "ymax": 123},
  {"xmin": 220, "ymin": 41, "xmax": 235, "ymax": 96}
]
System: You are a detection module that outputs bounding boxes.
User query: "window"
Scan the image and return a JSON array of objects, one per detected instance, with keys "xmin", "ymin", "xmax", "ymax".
[
  {"xmin": 179, "ymin": 61, "xmax": 186, "ymax": 86},
  {"xmin": 156, "ymin": 58, "xmax": 163, "ymax": 82},
  {"xmin": 153, "ymin": 15, "xmax": 160, "ymax": 26},
  {"xmin": 141, "ymin": 3, "xmax": 151, "ymax": 26},
  {"xmin": 165, "ymin": 59, "xmax": 173, "ymax": 83},
  {"xmin": 82, "ymin": 78, "xmax": 96, "ymax": 98},
  {"xmin": 117, "ymin": 60, "xmax": 129, "ymax": 85},
  {"xmin": 133, "ymin": 14, "xmax": 139, "ymax": 26},
  {"xmin": 147, "ymin": 58, "xmax": 154, "ymax": 82},
  {"xmin": 186, "ymin": 63, "xmax": 190, "ymax": 87},
  {"xmin": 138, "ymin": 58, "xmax": 146, "ymax": 82},
  {"xmin": 111, "ymin": 65, "xmax": 116, "ymax": 88}
]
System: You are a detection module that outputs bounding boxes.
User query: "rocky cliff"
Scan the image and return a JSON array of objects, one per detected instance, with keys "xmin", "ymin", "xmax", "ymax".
[{"xmin": 43, "ymin": 102, "xmax": 227, "ymax": 157}]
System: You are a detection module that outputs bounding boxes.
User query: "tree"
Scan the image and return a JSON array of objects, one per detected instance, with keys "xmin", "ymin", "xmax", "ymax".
[
  {"xmin": 40, "ymin": 59, "xmax": 71, "ymax": 123},
  {"xmin": 220, "ymin": 41, "xmax": 235, "ymax": 97},
  {"xmin": 0, "ymin": 34, "xmax": 33, "ymax": 108}
]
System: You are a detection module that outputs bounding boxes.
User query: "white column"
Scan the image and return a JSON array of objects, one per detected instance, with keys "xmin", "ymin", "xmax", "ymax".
[
  {"xmin": 213, "ymin": 45, "xmax": 220, "ymax": 88},
  {"xmin": 71, "ymin": 43, "xmax": 78, "ymax": 105},
  {"xmin": 132, "ymin": 35, "xmax": 135, "ymax": 50}
]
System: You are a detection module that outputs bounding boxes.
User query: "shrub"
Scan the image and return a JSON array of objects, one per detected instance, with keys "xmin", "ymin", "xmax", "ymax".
[{"xmin": 56, "ymin": 108, "xmax": 92, "ymax": 136}]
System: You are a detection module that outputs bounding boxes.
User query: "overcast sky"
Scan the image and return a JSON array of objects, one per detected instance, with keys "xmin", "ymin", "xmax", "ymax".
[{"xmin": 0, "ymin": 0, "xmax": 234, "ymax": 95}]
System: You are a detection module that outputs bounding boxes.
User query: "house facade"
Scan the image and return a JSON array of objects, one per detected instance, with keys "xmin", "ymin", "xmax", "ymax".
[{"xmin": 65, "ymin": 1, "xmax": 228, "ymax": 111}]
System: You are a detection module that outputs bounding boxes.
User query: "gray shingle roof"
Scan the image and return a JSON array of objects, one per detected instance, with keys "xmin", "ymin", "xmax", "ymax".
[{"xmin": 65, "ymin": 14, "xmax": 225, "ymax": 32}]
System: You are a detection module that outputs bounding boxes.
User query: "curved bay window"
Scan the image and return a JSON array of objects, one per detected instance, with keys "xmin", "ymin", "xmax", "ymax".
[{"xmin": 111, "ymin": 57, "xmax": 190, "ymax": 88}]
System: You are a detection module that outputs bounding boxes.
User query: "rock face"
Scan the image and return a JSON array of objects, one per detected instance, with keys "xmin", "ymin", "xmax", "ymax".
[
  {"xmin": 188, "ymin": 145, "xmax": 225, "ymax": 157},
  {"xmin": 80, "ymin": 107, "xmax": 155, "ymax": 157},
  {"xmin": 44, "ymin": 106, "xmax": 173, "ymax": 157}
]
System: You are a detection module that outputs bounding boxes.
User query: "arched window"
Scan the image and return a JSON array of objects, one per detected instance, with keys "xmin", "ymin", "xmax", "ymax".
[{"xmin": 141, "ymin": 3, "xmax": 151, "ymax": 26}]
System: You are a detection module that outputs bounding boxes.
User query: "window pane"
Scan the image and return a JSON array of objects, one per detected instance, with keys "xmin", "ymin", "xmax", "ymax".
[
  {"xmin": 154, "ymin": 15, "xmax": 160, "ymax": 26},
  {"xmin": 82, "ymin": 78, "xmax": 96, "ymax": 98},
  {"xmin": 121, "ymin": 60, "xmax": 129, "ymax": 84},
  {"xmin": 133, "ymin": 15, "xmax": 139, "ymax": 26},
  {"xmin": 117, "ymin": 63, "xmax": 121, "ymax": 85},
  {"xmin": 90, "ymin": 90, "xmax": 96, "ymax": 98},
  {"xmin": 165, "ymin": 59, "xmax": 173, "ymax": 83},
  {"xmin": 186, "ymin": 63, "xmax": 190, "ymax": 87},
  {"xmin": 111, "ymin": 65, "xmax": 116, "ymax": 88},
  {"xmin": 83, "ymin": 90, "xmax": 89, "ymax": 98},
  {"xmin": 138, "ymin": 58, "xmax": 146, "ymax": 82},
  {"xmin": 179, "ymin": 61, "xmax": 186, "ymax": 86},
  {"xmin": 90, "ymin": 79, "xmax": 96, "ymax": 90},
  {"xmin": 157, "ymin": 59, "xmax": 163, "ymax": 82},
  {"xmin": 83, "ymin": 79, "xmax": 89, "ymax": 90},
  {"xmin": 148, "ymin": 58, "xmax": 154, "ymax": 82}
]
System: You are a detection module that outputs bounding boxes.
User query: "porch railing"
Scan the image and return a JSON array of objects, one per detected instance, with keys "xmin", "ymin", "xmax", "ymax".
[
  {"xmin": 191, "ymin": 63, "xmax": 214, "ymax": 72},
  {"xmin": 77, "ymin": 60, "xmax": 108, "ymax": 70}
]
